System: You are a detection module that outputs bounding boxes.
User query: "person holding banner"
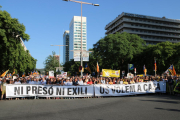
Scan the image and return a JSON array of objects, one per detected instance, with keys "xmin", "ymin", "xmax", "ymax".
[
  {"xmin": 123, "ymin": 79, "xmax": 128, "ymax": 85},
  {"xmin": 73, "ymin": 78, "xmax": 79, "ymax": 86},
  {"xmin": 41, "ymin": 77, "xmax": 46, "ymax": 85},
  {"xmin": 116, "ymin": 78, "xmax": 119, "ymax": 84},
  {"xmin": 78, "ymin": 77, "xmax": 84, "ymax": 85},
  {"xmin": 130, "ymin": 78, "xmax": 135, "ymax": 84},
  {"xmin": 29, "ymin": 77, "xmax": 34, "ymax": 84},
  {"xmin": 101, "ymin": 77, "xmax": 105, "ymax": 84},
  {"xmin": 87, "ymin": 78, "xmax": 93, "ymax": 85},
  {"xmin": 1, "ymin": 79, "xmax": 7, "ymax": 100},
  {"xmin": 108, "ymin": 79, "xmax": 113, "ymax": 85}
]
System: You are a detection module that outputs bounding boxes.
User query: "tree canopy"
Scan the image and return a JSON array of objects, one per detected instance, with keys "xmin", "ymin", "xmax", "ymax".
[{"xmin": 0, "ymin": 8, "xmax": 36, "ymax": 76}]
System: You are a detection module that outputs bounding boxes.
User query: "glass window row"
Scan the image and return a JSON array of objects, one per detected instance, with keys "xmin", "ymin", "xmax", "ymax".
[
  {"xmin": 131, "ymin": 29, "xmax": 180, "ymax": 36},
  {"xmin": 140, "ymin": 35, "xmax": 180, "ymax": 41},
  {"xmin": 131, "ymin": 24, "xmax": 180, "ymax": 32},
  {"xmin": 129, "ymin": 17, "xmax": 180, "ymax": 27}
]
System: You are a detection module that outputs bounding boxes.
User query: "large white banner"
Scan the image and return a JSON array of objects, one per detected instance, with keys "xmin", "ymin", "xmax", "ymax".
[
  {"xmin": 6, "ymin": 85, "xmax": 94, "ymax": 98},
  {"xmin": 94, "ymin": 82, "xmax": 166, "ymax": 96},
  {"xmin": 6, "ymin": 82, "xmax": 166, "ymax": 98}
]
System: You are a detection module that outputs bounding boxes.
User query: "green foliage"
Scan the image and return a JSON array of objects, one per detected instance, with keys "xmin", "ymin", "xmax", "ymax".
[
  {"xmin": 92, "ymin": 32, "xmax": 145, "ymax": 71},
  {"xmin": 44, "ymin": 51, "xmax": 61, "ymax": 74},
  {"xmin": 133, "ymin": 41, "xmax": 180, "ymax": 75},
  {"xmin": 0, "ymin": 8, "xmax": 36, "ymax": 76},
  {"xmin": 63, "ymin": 59, "xmax": 80, "ymax": 75}
]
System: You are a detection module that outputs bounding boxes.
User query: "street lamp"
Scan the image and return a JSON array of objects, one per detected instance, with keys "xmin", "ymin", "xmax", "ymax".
[
  {"xmin": 63, "ymin": 0, "xmax": 99, "ymax": 77},
  {"xmin": 50, "ymin": 45, "xmax": 68, "ymax": 71}
]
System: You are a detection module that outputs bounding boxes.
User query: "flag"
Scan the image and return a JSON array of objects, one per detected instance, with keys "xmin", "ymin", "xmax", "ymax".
[
  {"xmin": 154, "ymin": 58, "xmax": 157, "ymax": 71},
  {"xmin": 143, "ymin": 65, "xmax": 146, "ymax": 73},
  {"xmin": 85, "ymin": 63, "xmax": 91, "ymax": 73},
  {"xmin": 1, "ymin": 70, "xmax": 9, "ymax": 77},
  {"xmin": 85, "ymin": 63, "xmax": 88, "ymax": 69},
  {"xmin": 129, "ymin": 64, "xmax": 134, "ymax": 70},
  {"xmin": 97, "ymin": 62, "xmax": 99, "ymax": 73},
  {"xmin": 173, "ymin": 66, "xmax": 176, "ymax": 76},
  {"xmin": 168, "ymin": 65, "xmax": 176, "ymax": 76},
  {"xmin": 12, "ymin": 69, "xmax": 15, "ymax": 75},
  {"xmin": 22, "ymin": 72, "xmax": 25, "ymax": 77},
  {"xmin": 164, "ymin": 69, "xmax": 170, "ymax": 76},
  {"xmin": 9, "ymin": 73, "xmax": 12, "ymax": 78}
]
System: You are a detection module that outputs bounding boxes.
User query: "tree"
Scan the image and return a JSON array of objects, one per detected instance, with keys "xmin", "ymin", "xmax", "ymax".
[
  {"xmin": 92, "ymin": 32, "xmax": 145, "ymax": 72},
  {"xmin": 44, "ymin": 51, "xmax": 61, "ymax": 74},
  {"xmin": 0, "ymin": 8, "xmax": 36, "ymax": 76}
]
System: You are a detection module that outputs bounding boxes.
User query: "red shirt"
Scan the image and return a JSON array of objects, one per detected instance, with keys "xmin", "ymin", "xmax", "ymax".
[{"xmin": 87, "ymin": 81, "xmax": 93, "ymax": 85}]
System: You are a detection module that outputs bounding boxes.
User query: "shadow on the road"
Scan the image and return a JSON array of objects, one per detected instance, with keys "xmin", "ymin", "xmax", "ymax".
[
  {"xmin": 155, "ymin": 107, "xmax": 180, "ymax": 112},
  {"xmin": 136, "ymin": 94, "xmax": 180, "ymax": 101},
  {"xmin": 140, "ymin": 99, "xmax": 179, "ymax": 104}
]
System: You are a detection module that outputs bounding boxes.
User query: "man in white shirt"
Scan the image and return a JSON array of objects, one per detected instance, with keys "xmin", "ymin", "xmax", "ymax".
[{"xmin": 78, "ymin": 77, "xmax": 83, "ymax": 85}]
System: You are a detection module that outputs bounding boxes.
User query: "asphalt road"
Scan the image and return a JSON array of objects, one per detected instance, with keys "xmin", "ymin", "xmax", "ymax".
[{"xmin": 0, "ymin": 94, "xmax": 180, "ymax": 120}]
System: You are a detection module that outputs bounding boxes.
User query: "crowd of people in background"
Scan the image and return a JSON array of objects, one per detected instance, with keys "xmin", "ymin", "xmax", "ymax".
[{"xmin": 0, "ymin": 75, "xmax": 180, "ymax": 100}]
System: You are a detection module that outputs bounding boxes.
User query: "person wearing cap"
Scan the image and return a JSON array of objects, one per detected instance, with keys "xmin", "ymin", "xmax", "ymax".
[{"xmin": 1, "ymin": 79, "xmax": 7, "ymax": 100}]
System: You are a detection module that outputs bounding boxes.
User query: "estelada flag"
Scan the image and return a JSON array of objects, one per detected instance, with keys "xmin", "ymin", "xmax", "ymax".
[
  {"xmin": 97, "ymin": 62, "xmax": 99, "ymax": 73},
  {"xmin": 154, "ymin": 58, "xmax": 157, "ymax": 71},
  {"xmin": 85, "ymin": 63, "xmax": 91, "ymax": 73},
  {"xmin": 1, "ymin": 70, "xmax": 9, "ymax": 77},
  {"xmin": 168, "ymin": 65, "xmax": 176, "ymax": 76}
]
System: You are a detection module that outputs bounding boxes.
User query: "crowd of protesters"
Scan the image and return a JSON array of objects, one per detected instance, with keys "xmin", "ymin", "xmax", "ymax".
[{"xmin": 0, "ymin": 75, "xmax": 180, "ymax": 100}]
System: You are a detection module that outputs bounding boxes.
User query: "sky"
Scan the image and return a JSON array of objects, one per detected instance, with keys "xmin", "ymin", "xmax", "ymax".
[{"xmin": 1, "ymin": 0, "xmax": 180, "ymax": 69}]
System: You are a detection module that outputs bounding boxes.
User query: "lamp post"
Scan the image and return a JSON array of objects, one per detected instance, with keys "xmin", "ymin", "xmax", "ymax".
[
  {"xmin": 63, "ymin": 0, "xmax": 99, "ymax": 77},
  {"xmin": 51, "ymin": 45, "xmax": 68, "ymax": 71}
]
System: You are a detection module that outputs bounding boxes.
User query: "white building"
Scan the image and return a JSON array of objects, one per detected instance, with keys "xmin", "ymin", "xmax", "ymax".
[
  {"xmin": 20, "ymin": 37, "xmax": 28, "ymax": 51},
  {"xmin": 69, "ymin": 16, "xmax": 87, "ymax": 61},
  {"xmin": 63, "ymin": 30, "xmax": 69, "ymax": 64}
]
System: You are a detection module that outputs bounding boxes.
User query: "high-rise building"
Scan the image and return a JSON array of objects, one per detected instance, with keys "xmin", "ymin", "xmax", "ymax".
[
  {"xmin": 63, "ymin": 30, "xmax": 69, "ymax": 64},
  {"xmin": 105, "ymin": 12, "xmax": 180, "ymax": 44},
  {"xmin": 69, "ymin": 16, "xmax": 87, "ymax": 61}
]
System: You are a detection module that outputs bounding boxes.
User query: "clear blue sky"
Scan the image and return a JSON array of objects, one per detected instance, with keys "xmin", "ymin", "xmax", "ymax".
[{"xmin": 1, "ymin": 0, "xmax": 180, "ymax": 69}]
